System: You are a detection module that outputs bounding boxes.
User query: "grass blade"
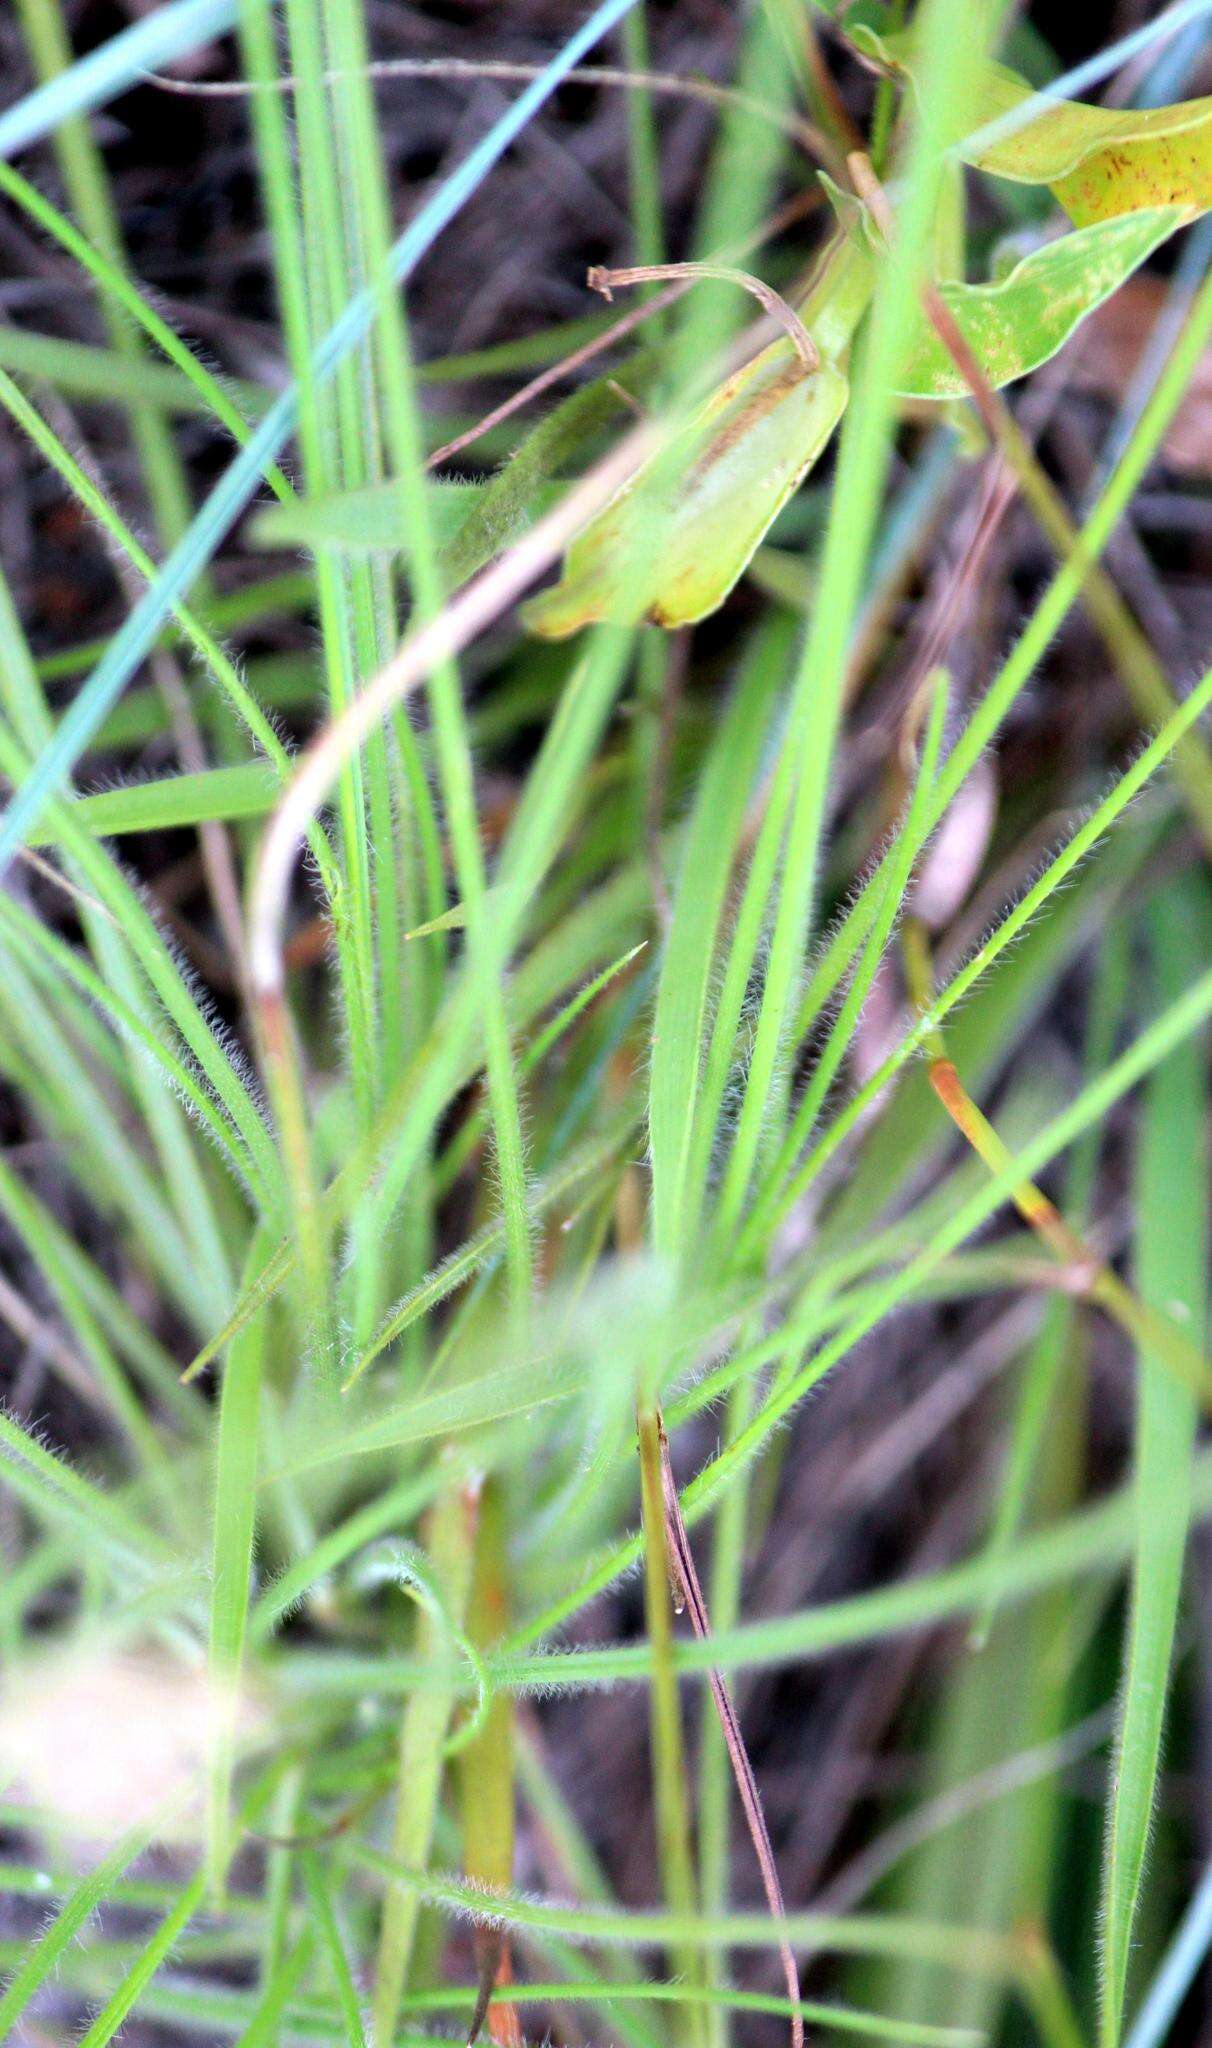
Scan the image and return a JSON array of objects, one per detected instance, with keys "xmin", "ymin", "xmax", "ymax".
[
  {"xmin": 206, "ymin": 1240, "xmax": 270, "ymax": 1893},
  {"xmin": 1100, "ymin": 876, "xmax": 1210, "ymax": 2046},
  {"xmin": 0, "ymin": 1823, "xmax": 154, "ymax": 2038}
]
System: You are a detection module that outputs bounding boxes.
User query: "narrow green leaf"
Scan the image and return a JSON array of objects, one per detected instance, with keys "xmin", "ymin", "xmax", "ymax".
[
  {"xmin": 0, "ymin": 0, "xmax": 648, "ymax": 866},
  {"xmin": 0, "ymin": 892, "xmax": 260, "ymax": 1195},
  {"xmin": 250, "ymin": 477, "xmax": 488, "ymax": 553},
  {"xmin": 281, "ymin": 1447, "xmax": 1212, "ymax": 1704},
  {"xmin": 372, "ymin": 1482, "xmax": 478, "ymax": 2048},
  {"xmin": 346, "ymin": 1120, "xmax": 635, "ymax": 1387},
  {"xmin": 649, "ymin": 618, "xmax": 787, "ymax": 1257},
  {"xmin": 0, "ymin": 1406, "xmax": 169, "ymax": 1581},
  {"xmin": 233, "ymin": 1927, "xmax": 315, "ymax": 2048},
  {"xmin": 302, "ymin": 1852, "xmax": 368, "ymax": 2048},
  {"xmin": 352, "ymin": 1847, "xmax": 1038, "ymax": 1984},
  {"xmin": 1100, "ymin": 877, "xmax": 1210, "ymax": 2047},
  {"xmin": 25, "ymin": 763, "xmax": 280, "ymax": 846},
  {"xmin": 0, "ymin": 326, "xmax": 263, "ymax": 417},
  {"xmin": 76, "ymin": 1865, "xmax": 206, "ymax": 2048},
  {"xmin": 206, "ymin": 1241, "xmax": 270, "ymax": 1893},
  {"xmin": 0, "ymin": 1824, "xmax": 153, "ymax": 2038}
]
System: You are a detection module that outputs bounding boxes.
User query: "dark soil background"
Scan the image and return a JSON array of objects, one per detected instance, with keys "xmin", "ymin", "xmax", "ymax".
[{"xmin": 1, "ymin": 4, "xmax": 1211, "ymax": 2045}]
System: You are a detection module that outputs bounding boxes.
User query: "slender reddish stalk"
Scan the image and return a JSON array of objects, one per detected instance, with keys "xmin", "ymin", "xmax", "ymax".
[{"xmin": 658, "ymin": 1418, "xmax": 804, "ymax": 2048}]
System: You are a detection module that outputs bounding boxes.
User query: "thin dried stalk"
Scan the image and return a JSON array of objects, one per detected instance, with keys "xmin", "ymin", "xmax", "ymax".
[
  {"xmin": 658, "ymin": 1418, "xmax": 804, "ymax": 2048},
  {"xmin": 145, "ymin": 57, "xmax": 842, "ymax": 173},
  {"xmin": 589, "ymin": 262, "xmax": 820, "ymax": 373}
]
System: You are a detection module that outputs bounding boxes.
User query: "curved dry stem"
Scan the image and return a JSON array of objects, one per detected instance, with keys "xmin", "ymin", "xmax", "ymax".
[
  {"xmin": 247, "ymin": 421, "xmax": 659, "ymax": 1004},
  {"xmin": 144, "ymin": 58, "xmax": 842, "ymax": 173},
  {"xmin": 589, "ymin": 262, "xmax": 821, "ymax": 374}
]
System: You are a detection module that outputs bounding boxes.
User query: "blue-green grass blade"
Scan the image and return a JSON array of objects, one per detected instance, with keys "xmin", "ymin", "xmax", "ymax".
[
  {"xmin": 1123, "ymin": 1858, "xmax": 1212, "ymax": 2048},
  {"xmin": 0, "ymin": 0, "xmax": 237, "ymax": 161}
]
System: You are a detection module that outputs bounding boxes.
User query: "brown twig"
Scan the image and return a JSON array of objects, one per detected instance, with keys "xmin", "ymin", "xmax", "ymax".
[
  {"xmin": 143, "ymin": 57, "xmax": 842, "ymax": 174},
  {"xmin": 424, "ymin": 281, "xmax": 685, "ymax": 473},
  {"xmin": 466, "ymin": 1927, "xmax": 522, "ymax": 2048},
  {"xmin": 12, "ymin": 842, "xmax": 118, "ymax": 927},
  {"xmin": 589, "ymin": 262, "xmax": 820, "ymax": 374},
  {"xmin": 903, "ymin": 917, "xmax": 1212, "ymax": 1400},
  {"xmin": 657, "ymin": 1418, "xmax": 804, "ymax": 2048}
]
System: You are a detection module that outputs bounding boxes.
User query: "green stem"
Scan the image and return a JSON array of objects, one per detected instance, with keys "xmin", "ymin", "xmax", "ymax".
[
  {"xmin": 623, "ymin": 6, "xmax": 666, "ymax": 286},
  {"xmin": 373, "ymin": 1471, "xmax": 477, "ymax": 2048},
  {"xmin": 459, "ymin": 1479, "xmax": 520, "ymax": 2046}
]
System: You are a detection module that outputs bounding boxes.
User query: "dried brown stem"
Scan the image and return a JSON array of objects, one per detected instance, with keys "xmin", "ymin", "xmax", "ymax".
[
  {"xmin": 658, "ymin": 1418, "xmax": 804, "ymax": 2048},
  {"xmin": 144, "ymin": 58, "xmax": 842, "ymax": 173},
  {"xmin": 589, "ymin": 262, "xmax": 820, "ymax": 373}
]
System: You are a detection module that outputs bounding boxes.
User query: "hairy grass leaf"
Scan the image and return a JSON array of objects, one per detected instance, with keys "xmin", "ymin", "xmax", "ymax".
[{"xmin": 1100, "ymin": 876, "xmax": 1210, "ymax": 2046}]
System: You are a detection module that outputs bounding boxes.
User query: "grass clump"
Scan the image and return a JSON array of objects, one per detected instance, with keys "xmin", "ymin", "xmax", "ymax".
[{"xmin": 1, "ymin": 4, "xmax": 1211, "ymax": 2047}]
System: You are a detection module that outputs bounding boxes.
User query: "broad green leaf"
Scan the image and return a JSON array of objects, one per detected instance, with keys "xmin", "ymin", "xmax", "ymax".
[
  {"xmin": 850, "ymin": 22, "xmax": 1212, "ymax": 226},
  {"xmin": 897, "ymin": 205, "xmax": 1188, "ymax": 397},
  {"xmin": 966, "ymin": 69, "xmax": 1212, "ymax": 226},
  {"xmin": 524, "ymin": 344, "xmax": 849, "ymax": 636}
]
